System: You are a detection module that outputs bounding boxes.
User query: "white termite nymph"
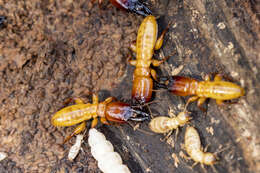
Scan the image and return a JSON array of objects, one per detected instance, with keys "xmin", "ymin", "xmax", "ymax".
[
  {"xmin": 184, "ymin": 126, "xmax": 217, "ymax": 169},
  {"xmin": 68, "ymin": 134, "xmax": 84, "ymax": 161},
  {"xmin": 88, "ymin": 128, "xmax": 131, "ymax": 173},
  {"xmin": 149, "ymin": 111, "xmax": 191, "ymax": 133}
]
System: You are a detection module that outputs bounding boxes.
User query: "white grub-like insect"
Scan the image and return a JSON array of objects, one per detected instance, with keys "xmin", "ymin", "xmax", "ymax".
[
  {"xmin": 88, "ymin": 128, "xmax": 131, "ymax": 173},
  {"xmin": 68, "ymin": 134, "xmax": 84, "ymax": 161},
  {"xmin": 149, "ymin": 110, "xmax": 191, "ymax": 134},
  {"xmin": 184, "ymin": 126, "xmax": 217, "ymax": 168}
]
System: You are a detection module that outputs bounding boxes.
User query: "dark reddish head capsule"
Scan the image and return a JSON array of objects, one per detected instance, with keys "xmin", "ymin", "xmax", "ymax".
[
  {"xmin": 109, "ymin": 0, "xmax": 152, "ymax": 16},
  {"xmin": 131, "ymin": 76, "xmax": 153, "ymax": 104},
  {"xmin": 166, "ymin": 76, "xmax": 198, "ymax": 96},
  {"xmin": 156, "ymin": 76, "xmax": 198, "ymax": 96},
  {"xmin": 105, "ymin": 102, "xmax": 149, "ymax": 122}
]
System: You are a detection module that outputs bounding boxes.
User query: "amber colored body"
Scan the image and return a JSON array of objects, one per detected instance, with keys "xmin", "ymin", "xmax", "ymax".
[
  {"xmin": 52, "ymin": 94, "xmax": 148, "ymax": 143},
  {"xmin": 149, "ymin": 112, "xmax": 191, "ymax": 133},
  {"xmin": 163, "ymin": 75, "xmax": 245, "ymax": 107},
  {"xmin": 92, "ymin": 0, "xmax": 152, "ymax": 16},
  {"xmin": 185, "ymin": 126, "xmax": 216, "ymax": 166},
  {"xmin": 130, "ymin": 15, "xmax": 168, "ymax": 103}
]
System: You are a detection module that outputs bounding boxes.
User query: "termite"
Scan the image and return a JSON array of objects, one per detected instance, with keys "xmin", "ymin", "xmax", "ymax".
[
  {"xmin": 129, "ymin": 15, "xmax": 169, "ymax": 104},
  {"xmin": 91, "ymin": 0, "xmax": 152, "ymax": 16},
  {"xmin": 68, "ymin": 134, "xmax": 84, "ymax": 161},
  {"xmin": 88, "ymin": 128, "xmax": 131, "ymax": 173},
  {"xmin": 51, "ymin": 94, "xmax": 149, "ymax": 143},
  {"xmin": 156, "ymin": 74, "xmax": 245, "ymax": 110},
  {"xmin": 149, "ymin": 111, "xmax": 191, "ymax": 134},
  {"xmin": 184, "ymin": 126, "xmax": 217, "ymax": 168}
]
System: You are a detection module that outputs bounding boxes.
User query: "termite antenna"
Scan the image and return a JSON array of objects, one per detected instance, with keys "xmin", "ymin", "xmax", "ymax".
[
  {"xmin": 214, "ymin": 144, "xmax": 231, "ymax": 155},
  {"xmin": 127, "ymin": 122, "xmax": 155, "ymax": 135},
  {"xmin": 131, "ymin": 100, "xmax": 160, "ymax": 108}
]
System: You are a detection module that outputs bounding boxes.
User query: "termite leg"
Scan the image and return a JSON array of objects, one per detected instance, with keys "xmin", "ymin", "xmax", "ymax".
[
  {"xmin": 129, "ymin": 59, "xmax": 137, "ymax": 66},
  {"xmin": 151, "ymin": 69, "xmax": 157, "ymax": 81},
  {"xmin": 210, "ymin": 165, "xmax": 218, "ymax": 173},
  {"xmin": 130, "ymin": 40, "xmax": 137, "ymax": 53},
  {"xmin": 154, "ymin": 26, "xmax": 169, "ymax": 50},
  {"xmin": 100, "ymin": 117, "xmax": 109, "ymax": 125},
  {"xmin": 104, "ymin": 97, "xmax": 115, "ymax": 104},
  {"xmin": 214, "ymin": 74, "xmax": 222, "ymax": 81},
  {"xmin": 197, "ymin": 97, "xmax": 207, "ymax": 112},
  {"xmin": 153, "ymin": 49, "xmax": 177, "ymax": 67},
  {"xmin": 63, "ymin": 121, "xmax": 86, "ymax": 144},
  {"xmin": 92, "ymin": 94, "xmax": 99, "ymax": 104},
  {"xmin": 185, "ymin": 96, "xmax": 199, "ymax": 110},
  {"xmin": 200, "ymin": 163, "xmax": 207, "ymax": 172},
  {"xmin": 175, "ymin": 127, "xmax": 180, "ymax": 140},
  {"xmin": 192, "ymin": 161, "xmax": 199, "ymax": 168},
  {"xmin": 63, "ymin": 98, "xmax": 85, "ymax": 105},
  {"xmin": 152, "ymin": 55, "xmax": 169, "ymax": 66},
  {"xmin": 182, "ymin": 153, "xmax": 191, "ymax": 161},
  {"xmin": 75, "ymin": 98, "xmax": 85, "ymax": 104},
  {"xmin": 169, "ymin": 111, "xmax": 176, "ymax": 118},
  {"xmin": 216, "ymin": 99, "xmax": 224, "ymax": 105},
  {"xmin": 91, "ymin": 117, "xmax": 98, "ymax": 128},
  {"xmin": 205, "ymin": 74, "xmax": 211, "ymax": 81},
  {"xmin": 162, "ymin": 130, "xmax": 173, "ymax": 141},
  {"xmin": 204, "ymin": 144, "xmax": 210, "ymax": 152}
]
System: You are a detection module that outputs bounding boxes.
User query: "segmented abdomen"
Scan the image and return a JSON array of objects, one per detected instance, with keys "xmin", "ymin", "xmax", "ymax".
[
  {"xmin": 51, "ymin": 104, "xmax": 97, "ymax": 126},
  {"xmin": 136, "ymin": 15, "xmax": 157, "ymax": 61},
  {"xmin": 197, "ymin": 81, "xmax": 245, "ymax": 100},
  {"xmin": 149, "ymin": 117, "xmax": 171, "ymax": 133},
  {"xmin": 184, "ymin": 127, "xmax": 201, "ymax": 155}
]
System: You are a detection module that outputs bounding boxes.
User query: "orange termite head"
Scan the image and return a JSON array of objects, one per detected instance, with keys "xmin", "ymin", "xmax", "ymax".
[
  {"xmin": 132, "ymin": 76, "xmax": 153, "ymax": 104},
  {"xmin": 105, "ymin": 102, "xmax": 149, "ymax": 123}
]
